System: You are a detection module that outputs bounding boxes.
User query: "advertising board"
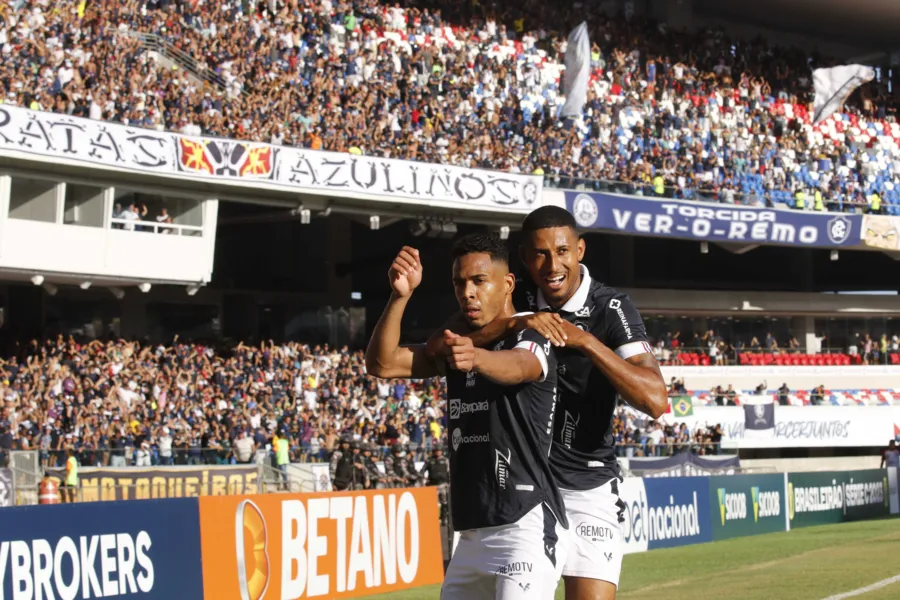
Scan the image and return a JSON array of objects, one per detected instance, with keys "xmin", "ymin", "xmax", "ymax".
[
  {"xmin": 619, "ymin": 476, "xmax": 711, "ymax": 553},
  {"xmin": 0, "ymin": 498, "xmax": 203, "ymax": 599},
  {"xmin": 197, "ymin": 488, "xmax": 444, "ymax": 600},
  {"xmin": 709, "ymin": 473, "xmax": 788, "ymax": 540},
  {"xmin": 842, "ymin": 469, "xmax": 890, "ymax": 522}
]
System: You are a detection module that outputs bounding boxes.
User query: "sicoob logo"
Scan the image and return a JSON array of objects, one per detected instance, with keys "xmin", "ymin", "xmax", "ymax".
[{"xmin": 236, "ymin": 499, "xmax": 270, "ymax": 600}]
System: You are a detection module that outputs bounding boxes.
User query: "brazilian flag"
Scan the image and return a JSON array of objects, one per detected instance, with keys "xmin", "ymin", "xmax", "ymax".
[{"xmin": 672, "ymin": 395, "xmax": 693, "ymax": 417}]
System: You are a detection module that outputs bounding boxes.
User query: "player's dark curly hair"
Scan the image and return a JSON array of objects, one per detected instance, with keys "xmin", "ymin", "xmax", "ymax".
[
  {"xmin": 521, "ymin": 205, "xmax": 577, "ymax": 233},
  {"xmin": 451, "ymin": 232, "xmax": 509, "ymax": 264}
]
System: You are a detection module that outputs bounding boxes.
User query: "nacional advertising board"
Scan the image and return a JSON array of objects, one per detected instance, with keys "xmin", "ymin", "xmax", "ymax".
[
  {"xmin": 567, "ymin": 191, "xmax": 860, "ymax": 248},
  {"xmin": 197, "ymin": 488, "xmax": 444, "ymax": 600},
  {"xmin": 0, "ymin": 498, "xmax": 203, "ymax": 599},
  {"xmin": 619, "ymin": 476, "xmax": 711, "ymax": 553},
  {"xmin": 787, "ymin": 469, "xmax": 890, "ymax": 529},
  {"xmin": 710, "ymin": 473, "xmax": 788, "ymax": 540}
]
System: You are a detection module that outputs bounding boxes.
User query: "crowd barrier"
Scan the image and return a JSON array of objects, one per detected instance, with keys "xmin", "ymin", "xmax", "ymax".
[{"xmin": 0, "ymin": 487, "xmax": 444, "ymax": 599}]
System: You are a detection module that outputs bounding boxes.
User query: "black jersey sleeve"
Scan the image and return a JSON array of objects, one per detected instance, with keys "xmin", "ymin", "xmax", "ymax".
[
  {"xmin": 511, "ymin": 328, "xmax": 553, "ymax": 382},
  {"xmin": 600, "ymin": 292, "xmax": 653, "ymax": 360}
]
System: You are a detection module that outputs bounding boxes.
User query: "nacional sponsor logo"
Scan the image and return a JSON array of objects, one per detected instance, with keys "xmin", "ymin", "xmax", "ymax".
[
  {"xmin": 575, "ymin": 522, "xmax": 614, "ymax": 543},
  {"xmin": 607, "ymin": 298, "xmax": 632, "ymax": 340},
  {"xmin": 751, "ymin": 487, "xmax": 781, "ymax": 521},
  {"xmin": 451, "ymin": 429, "xmax": 490, "ymax": 451},
  {"xmin": 788, "ymin": 481, "xmax": 844, "ymax": 520},
  {"xmin": 0, "ymin": 533, "xmax": 155, "ymax": 599},
  {"xmin": 717, "ymin": 488, "xmax": 747, "ymax": 525},
  {"xmin": 844, "ymin": 478, "xmax": 885, "ymax": 508},
  {"xmin": 495, "ymin": 561, "xmax": 533, "ymax": 576},
  {"xmin": 622, "ymin": 490, "xmax": 702, "ymax": 545},
  {"xmin": 448, "ymin": 399, "xmax": 488, "ymax": 420}
]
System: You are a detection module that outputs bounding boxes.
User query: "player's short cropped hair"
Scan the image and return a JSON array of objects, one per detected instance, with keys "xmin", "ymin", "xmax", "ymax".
[
  {"xmin": 521, "ymin": 205, "xmax": 577, "ymax": 233},
  {"xmin": 451, "ymin": 232, "xmax": 509, "ymax": 265}
]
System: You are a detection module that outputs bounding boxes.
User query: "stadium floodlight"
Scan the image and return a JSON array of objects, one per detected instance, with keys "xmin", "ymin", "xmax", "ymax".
[
  {"xmin": 109, "ymin": 287, "xmax": 125, "ymax": 300},
  {"xmin": 370, "ymin": 215, "xmax": 380, "ymax": 230},
  {"xmin": 700, "ymin": 241, "xmax": 709, "ymax": 254},
  {"xmin": 831, "ymin": 250, "xmax": 839, "ymax": 261},
  {"xmin": 43, "ymin": 283, "xmax": 58, "ymax": 296},
  {"xmin": 186, "ymin": 284, "xmax": 201, "ymax": 296},
  {"xmin": 30, "ymin": 275, "xmax": 44, "ymax": 286},
  {"xmin": 79, "ymin": 281, "xmax": 92, "ymax": 290},
  {"xmin": 138, "ymin": 283, "xmax": 151, "ymax": 293}
]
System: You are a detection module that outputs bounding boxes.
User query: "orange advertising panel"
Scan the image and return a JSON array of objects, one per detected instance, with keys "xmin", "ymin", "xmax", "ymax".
[{"xmin": 199, "ymin": 487, "xmax": 444, "ymax": 600}]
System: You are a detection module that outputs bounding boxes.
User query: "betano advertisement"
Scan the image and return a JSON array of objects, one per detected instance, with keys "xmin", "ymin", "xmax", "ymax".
[
  {"xmin": 0, "ymin": 498, "xmax": 203, "ymax": 599},
  {"xmin": 710, "ymin": 473, "xmax": 788, "ymax": 540},
  {"xmin": 197, "ymin": 487, "xmax": 444, "ymax": 600}
]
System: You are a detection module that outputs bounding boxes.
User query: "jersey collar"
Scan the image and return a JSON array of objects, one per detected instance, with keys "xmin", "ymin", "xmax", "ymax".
[{"xmin": 537, "ymin": 264, "xmax": 592, "ymax": 313}]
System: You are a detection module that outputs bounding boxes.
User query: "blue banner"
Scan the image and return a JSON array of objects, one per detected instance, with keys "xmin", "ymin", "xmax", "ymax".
[
  {"xmin": 629, "ymin": 453, "xmax": 741, "ymax": 477},
  {"xmin": 0, "ymin": 498, "xmax": 203, "ymax": 599},
  {"xmin": 566, "ymin": 191, "xmax": 861, "ymax": 248},
  {"xmin": 643, "ymin": 476, "xmax": 712, "ymax": 550}
]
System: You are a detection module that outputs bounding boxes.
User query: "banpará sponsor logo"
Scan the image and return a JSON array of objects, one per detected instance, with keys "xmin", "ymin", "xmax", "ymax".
[
  {"xmin": 717, "ymin": 489, "xmax": 747, "ymax": 525},
  {"xmin": 622, "ymin": 491, "xmax": 702, "ymax": 544},
  {"xmin": 575, "ymin": 522, "xmax": 614, "ymax": 543},
  {"xmin": 751, "ymin": 487, "xmax": 781, "ymax": 521},
  {"xmin": 450, "ymin": 429, "xmax": 491, "ymax": 451},
  {"xmin": 0, "ymin": 532, "xmax": 155, "ymax": 599},
  {"xmin": 448, "ymin": 399, "xmax": 488, "ymax": 420},
  {"xmin": 788, "ymin": 481, "xmax": 844, "ymax": 520},
  {"xmin": 495, "ymin": 561, "xmax": 533, "ymax": 577},
  {"xmin": 844, "ymin": 479, "xmax": 884, "ymax": 508}
]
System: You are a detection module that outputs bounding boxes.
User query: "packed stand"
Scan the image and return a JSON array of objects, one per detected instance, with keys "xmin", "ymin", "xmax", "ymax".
[
  {"xmin": 2, "ymin": 0, "xmax": 899, "ymax": 211},
  {"xmin": 0, "ymin": 336, "xmax": 447, "ymax": 470},
  {"xmin": 613, "ymin": 405, "xmax": 724, "ymax": 457}
]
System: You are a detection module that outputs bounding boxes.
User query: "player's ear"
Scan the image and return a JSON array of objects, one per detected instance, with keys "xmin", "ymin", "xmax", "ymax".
[
  {"xmin": 504, "ymin": 271, "xmax": 516, "ymax": 296},
  {"xmin": 576, "ymin": 235, "xmax": 586, "ymax": 261}
]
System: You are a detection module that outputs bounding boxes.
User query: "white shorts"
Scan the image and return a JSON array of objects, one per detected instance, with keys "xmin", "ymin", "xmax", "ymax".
[
  {"xmin": 442, "ymin": 503, "xmax": 567, "ymax": 600},
  {"xmin": 560, "ymin": 480, "xmax": 625, "ymax": 586}
]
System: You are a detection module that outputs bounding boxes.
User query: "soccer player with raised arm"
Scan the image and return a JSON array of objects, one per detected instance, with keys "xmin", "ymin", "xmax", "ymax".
[
  {"xmin": 366, "ymin": 233, "xmax": 568, "ymax": 600},
  {"xmin": 428, "ymin": 207, "xmax": 668, "ymax": 600}
]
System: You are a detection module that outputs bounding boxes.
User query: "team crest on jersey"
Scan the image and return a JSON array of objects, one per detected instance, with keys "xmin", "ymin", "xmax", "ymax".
[
  {"xmin": 574, "ymin": 306, "xmax": 592, "ymax": 318},
  {"xmin": 574, "ymin": 320, "xmax": 587, "ymax": 331},
  {"xmin": 466, "ymin": 371, "xmax": 476, "ymax": 388},
  {"xmin": 493, "ymin": 341, "xmax": 504, "ymax": 351},
  {"xmin": 525, "ymin": 290, "xmax": 536, "ymax": 310}
]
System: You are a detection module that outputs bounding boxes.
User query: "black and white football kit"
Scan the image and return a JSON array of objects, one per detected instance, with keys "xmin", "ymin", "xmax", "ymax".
[
  {"xmin": 441, "ymin": 326, "xmax": 568, "ymax": 600},
  {"xmin": 515, "ymin": 265, "xmax": 652, "ymax": 586}
]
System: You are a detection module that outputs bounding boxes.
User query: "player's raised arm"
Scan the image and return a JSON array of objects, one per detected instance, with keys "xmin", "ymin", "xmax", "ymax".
[
  {"xmin": 365, "ymin": 247, "xmax": 441, "ymax": 379},
  {"xmin": 561, "ymin": 293, "xmax": 668, "ymax": 418}
]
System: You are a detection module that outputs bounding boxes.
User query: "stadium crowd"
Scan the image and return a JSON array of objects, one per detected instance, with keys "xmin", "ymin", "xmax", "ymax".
[
  {"xmin": 0, "ymin": 336, "xmax": 725, "ymax": 470},
  {"xmin": 1, "ymin": 0, "xmax": 900, "ymax": 211}
]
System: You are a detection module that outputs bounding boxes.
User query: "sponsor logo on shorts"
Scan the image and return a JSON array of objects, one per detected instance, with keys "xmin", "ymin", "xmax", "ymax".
[
  {"xmin": 448, "ymin": 399, "xmax": 488, "ymax": 420},
  {"xmin": 495, "ymin": 561, "xmax": 533, "ymax": 576},
  {"xmin": 604, "ymin": 552, "xmax": 614, "ymax": 562},
  {"xmin": 451, "ymin": 429, "xmax": 490, "ymax": 451},
  {"xmin": 575, "ymin": 522, "xmax": 615, "ymax": 543}
]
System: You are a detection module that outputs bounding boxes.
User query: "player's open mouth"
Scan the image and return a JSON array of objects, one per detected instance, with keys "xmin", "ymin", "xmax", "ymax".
[
  {"xmin": 545, "ymin": 274, "xmax": 566, "ymax": 291},
  {"xmin": 465, "ymin": 307, "xmax": 481, "ymax": 318}
]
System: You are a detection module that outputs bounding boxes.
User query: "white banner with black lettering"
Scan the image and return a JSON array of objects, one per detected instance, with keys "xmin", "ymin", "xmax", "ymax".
[
  {"xmin": 667, "ymin": 405, "xmax": 900, "ymax": 449},
  {"xmin": 0, "ymin": 105, "xmax": 542, "ymax": 212}
]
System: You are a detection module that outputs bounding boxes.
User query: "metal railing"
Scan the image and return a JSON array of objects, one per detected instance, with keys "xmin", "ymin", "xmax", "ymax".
[
  {"xmin": 110, "ymin": 217, "xmax": 203, "ymax": 236},
  {"xmin": 107, "ymin": 28, "xmax": 243, "ymax": 97}
]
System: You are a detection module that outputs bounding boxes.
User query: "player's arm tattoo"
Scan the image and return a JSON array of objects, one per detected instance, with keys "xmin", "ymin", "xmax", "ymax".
[{"xmin": 579, "ymin": 337, "xmax": 668, "ymax": 419}]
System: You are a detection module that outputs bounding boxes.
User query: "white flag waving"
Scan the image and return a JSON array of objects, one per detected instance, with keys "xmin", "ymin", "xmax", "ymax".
[
  {"xmin": 560, "ymin": 22, "xmax": 591, "ymax": 119},
  {"xmin": 812, "ymin": 64, "xmax": 875, "ymax": 124}
]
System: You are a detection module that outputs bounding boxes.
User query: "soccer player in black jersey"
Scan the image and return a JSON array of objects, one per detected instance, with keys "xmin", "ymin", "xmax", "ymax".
[
  {"xmin": 366, "ymin": 233, "xmax": 568, "ymax": 600},
  {"xmin": 428, "ymin": 207, "xmax": 668, "ymax": 600}
]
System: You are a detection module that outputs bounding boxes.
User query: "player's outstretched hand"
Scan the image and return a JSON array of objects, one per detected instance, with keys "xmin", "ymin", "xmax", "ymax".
[
  {"xmin": 515, "ymin": 312, "xmax": 568, "ymax": 346},
  {"xmin": 388, "ymin": 246, "xmax": 422, "ymax": 298},
  {"xmin": 444, "ymin": 330, "xmax": 476, "ymax": 372}
]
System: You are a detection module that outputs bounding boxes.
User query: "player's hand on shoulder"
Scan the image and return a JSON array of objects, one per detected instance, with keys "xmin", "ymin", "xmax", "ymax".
[
  {"xmin": 559, "ymin": 319, "xmax": 593, "ymax": 350},
  {"xmin": 514, "ymin": 312, "xmax": 568, "ymax": 347},
  {"xmin": 443, "ymin": 330, "xmax": 475, "ymax": 372},
  {"xmin": 388, "ymin": 246, "xmax": 422, "ymax": 297}
]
